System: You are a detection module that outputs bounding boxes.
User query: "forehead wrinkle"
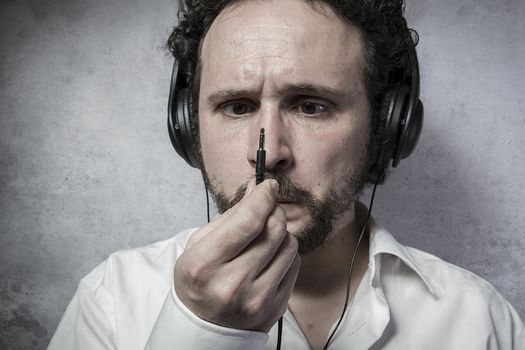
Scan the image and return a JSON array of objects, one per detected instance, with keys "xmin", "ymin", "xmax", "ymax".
[
  {"xmin": 208, "ymin": 29, "xmax": 305, "ymax": 64},
  {"xmin": 233, "ymin": 25, "xmax": 299, "ymax": 44},
  {"xmin": 202, "ymin": 54, "xmax": 365, "ymax": 105},
  {"xmin": 199, "ymin": 0, "xmax": 369, "ymax": 104}
]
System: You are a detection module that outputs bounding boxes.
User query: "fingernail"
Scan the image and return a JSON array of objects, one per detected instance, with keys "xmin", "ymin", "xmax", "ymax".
[{"xmin": 270, "ymin": 179, "xmax": 279, "ymax": 193}]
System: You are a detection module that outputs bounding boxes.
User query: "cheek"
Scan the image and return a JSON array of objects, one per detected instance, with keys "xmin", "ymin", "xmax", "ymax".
[
  {"xmin": 303, "ymin": 124, "xmax": 369, "ymax": 186},
  {"xmin": 199, "ymin": 118, "xmax": 251, "ymax": 191}
]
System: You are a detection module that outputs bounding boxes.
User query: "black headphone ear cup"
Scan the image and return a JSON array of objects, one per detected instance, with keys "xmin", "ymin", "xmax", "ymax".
[
  {"xmin": 393, "ymin": 98, "xmax": 423, "ymax": 165},
  {"xmin": 167, "ymin": 60, "xmax": 201, "ymax": 169},
  {"xmin": 369, "ymin": 86, "xmax": 406, "ymax": 183},
  {"xmin": 168, "ymin": 88, "xmax": 190, "ymax": 166}
]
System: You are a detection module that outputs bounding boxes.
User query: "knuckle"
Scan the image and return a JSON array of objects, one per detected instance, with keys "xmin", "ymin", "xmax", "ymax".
[
  {"xmin": 213, "ymin": 281, "xmax": 242, "ymax": 307},
  {"xmin": 177, "ymin": 250, "xmax": 211, "ymax": 285},
  {"xmin": 184, "ymin": 261, "xmax": 209, "ymax": 284},
  {"xmin": 237, "ymin": 207, "xmax": 263, "ymax": 234},
  {"xmin": 266, "ymin": 214, "xmax": 285, "ymax": 237},
  {"xmin": 243, "ymin": 293, "xmax": 270, "ymax": 318}
]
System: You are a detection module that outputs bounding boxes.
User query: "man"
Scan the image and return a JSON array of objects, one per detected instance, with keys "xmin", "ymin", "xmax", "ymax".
[{"xmin": 49, "ymin": 0, "xmax": 524, "ymax": 349}]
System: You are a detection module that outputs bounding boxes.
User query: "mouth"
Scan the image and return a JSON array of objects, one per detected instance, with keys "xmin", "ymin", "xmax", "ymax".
[
  {"xmin": 277, "ymin": 197, "xmax": 299, "ymax": 205},
  {"xmin": 276, "ymin": 198, "xmax": 304, "ymax": 222},
  {"xmin": 277, "ymin": 196, "xmax": 293, "ymax": 202}
]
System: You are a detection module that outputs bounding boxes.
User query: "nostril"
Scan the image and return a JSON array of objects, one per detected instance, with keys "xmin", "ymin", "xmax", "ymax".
[{"xmin": 266, "ymin": 156, "xmax": 293, "ymax": 173}]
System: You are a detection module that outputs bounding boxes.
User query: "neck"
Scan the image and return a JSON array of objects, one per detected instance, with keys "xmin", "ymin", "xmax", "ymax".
[{"xmin": 293, "ymin": 202, "xmax": 370, "ymax": 297}]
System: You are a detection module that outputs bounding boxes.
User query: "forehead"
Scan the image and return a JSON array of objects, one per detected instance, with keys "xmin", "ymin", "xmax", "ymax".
[{"xmin": 199, "ymin": 0, "xmax": 366, "ymax": 94}]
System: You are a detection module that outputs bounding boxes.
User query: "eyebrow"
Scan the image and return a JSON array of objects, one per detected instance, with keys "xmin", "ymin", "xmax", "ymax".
[
  {"xmin": 206, "ymin": 83, "xmax": 351, "ymax": 105},
  {"xmin": 279, "ymin": 83, "xmax": 350, "ymax": 101},
  {"xmin": 207, "ymin": 89, "xmax": 256, "ymax": 105}
]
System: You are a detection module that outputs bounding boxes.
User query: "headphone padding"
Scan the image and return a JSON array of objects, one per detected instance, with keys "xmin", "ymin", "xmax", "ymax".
[
  {"xmin": 177, "ymin": 89, "xmax": 200, "ymax": 168},
  {"xmin": 396, "ymin": 98, "xmax": 423, "ymax": 163}
]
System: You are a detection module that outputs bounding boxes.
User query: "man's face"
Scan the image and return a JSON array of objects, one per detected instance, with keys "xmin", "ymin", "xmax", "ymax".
[{"xmin": 198, "ymin": 0, "xmax": 371, "ymax": 254}]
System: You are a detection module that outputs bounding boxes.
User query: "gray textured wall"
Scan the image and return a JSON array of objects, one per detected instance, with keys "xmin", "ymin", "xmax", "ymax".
[{"xmin": 0, "ymin": 0, "xmax": 523, "ymax": 348}]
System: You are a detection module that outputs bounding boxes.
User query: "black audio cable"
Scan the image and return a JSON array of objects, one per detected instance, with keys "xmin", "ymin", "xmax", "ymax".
[
  {"xmin": 254, "ymin": 128, "xmax": 285, "ymax": 349},
  {"xmin": 321, "ymin": 170, "xmax": 382, "ymax": 349},
  {"xmin": 204, "ymin": 129, "xmax": 381, "ymax": 349}
]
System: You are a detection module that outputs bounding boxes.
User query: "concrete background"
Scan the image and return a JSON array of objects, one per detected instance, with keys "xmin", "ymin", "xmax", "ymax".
[{"xmin": 0, "ymin": 0, "xmax": 523, "ymax": 348}]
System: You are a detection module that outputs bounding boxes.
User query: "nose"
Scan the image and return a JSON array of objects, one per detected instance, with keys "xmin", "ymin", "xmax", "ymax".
[{"xmin": 247, "ymin": 105, "xmax": 293, "ymax": 173}]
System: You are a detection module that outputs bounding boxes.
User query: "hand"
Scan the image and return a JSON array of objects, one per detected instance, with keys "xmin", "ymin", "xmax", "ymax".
[{"xmin": 174, "ymin": 178, "xmax": 301, "ymax": 332}]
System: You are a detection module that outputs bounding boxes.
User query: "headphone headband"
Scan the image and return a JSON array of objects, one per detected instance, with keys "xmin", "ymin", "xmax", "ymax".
[
  {"xmin": 367, "ymin": 37, "xmax": 424, "ymax": 183},
  {"xmin": 393, "ymin": 41, "xmax": 424, "ymax": 166},
  {"xmin": 168, "ymin": 35, "xmax": 424, "ymax": 184}
]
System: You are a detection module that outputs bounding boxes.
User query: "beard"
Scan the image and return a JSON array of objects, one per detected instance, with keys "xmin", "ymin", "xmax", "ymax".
[{"xmin": 201, "ymin": 149, "xmax": 370, "ymax": 256}]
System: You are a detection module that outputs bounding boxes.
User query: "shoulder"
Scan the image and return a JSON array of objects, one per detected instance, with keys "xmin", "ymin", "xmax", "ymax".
[
  {"xmin": 51, "ymin": 230, "xmax": 200, "ymax": 349},
  {"xmin": 373, "ymin": 237, "xmax": 525, "ymax": 349},
  {"xmin": 399, "ymin": 245, "xmax": 524, "ymax": 347},
  {"xmin": 79, "ymin": 227, "xmax": 198, "ymax": 293},
  {"xmin": 404, "ymin": 245, "xmax": 504, "ymax": 303},
  {"xmin": 66, "ymin": 228, "xmax": 200, "ymax": 348}
]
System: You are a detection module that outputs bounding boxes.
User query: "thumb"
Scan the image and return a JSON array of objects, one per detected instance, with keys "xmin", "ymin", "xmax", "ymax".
[{"xmin": 244, "ymin": 177, "xmax": 257, "ymax": 197}]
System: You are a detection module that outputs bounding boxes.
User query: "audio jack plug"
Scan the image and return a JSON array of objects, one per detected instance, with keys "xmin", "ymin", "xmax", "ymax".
[{"xmin": 256, "ymin": 128, "xmax": 265, "ymax": 185}]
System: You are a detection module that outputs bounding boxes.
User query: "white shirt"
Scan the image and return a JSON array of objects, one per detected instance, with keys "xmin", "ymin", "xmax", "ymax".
[{"xmin": 48, "ymin": 216, "xmax": 525, "ymax": 350}]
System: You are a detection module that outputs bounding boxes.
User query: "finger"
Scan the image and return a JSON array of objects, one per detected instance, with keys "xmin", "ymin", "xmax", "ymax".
[
  {"xmin": 230, "ymin": 205, "xmax": 288, "ymax": 280},
  {"xmin": 187, "ymin": 178, "xmax": 257, "ymax": 248},
  {"xmin": 252, "ymin": 233, "xmax": 299, "ymax": 291},
  {"xmin": 251, "ymin": 250, "xmax": 300, "ymax": 324},
  {"xmin": 203, "ymin": 178, "xmax": 279, "ymax": 262},
  {"xmin": 227, "ymin": 177, "xmax": 263, "ymax": 214},
  {"xmin": 274, "ymin": 252, "xmax": 301, "ymax": 311},
  {"xmin": 244, "ymin": 177, "xmax": 257, "ymax": 197}
]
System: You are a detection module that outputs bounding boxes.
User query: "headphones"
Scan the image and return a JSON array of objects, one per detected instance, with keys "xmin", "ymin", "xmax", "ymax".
[{"xmin": 168, "ymin": 35, "xmax": 423, "ymax": 184}]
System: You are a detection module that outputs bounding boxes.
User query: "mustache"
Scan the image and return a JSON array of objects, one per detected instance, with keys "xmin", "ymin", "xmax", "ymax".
[{"xmin": 228, "ymin": 171, "xmax": 318, "ymax": 210}]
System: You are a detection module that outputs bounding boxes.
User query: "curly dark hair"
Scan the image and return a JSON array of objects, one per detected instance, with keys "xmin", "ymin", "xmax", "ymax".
[{"xmin": 167, "ymin": 0, "xmax": 416, "ymax": 164}]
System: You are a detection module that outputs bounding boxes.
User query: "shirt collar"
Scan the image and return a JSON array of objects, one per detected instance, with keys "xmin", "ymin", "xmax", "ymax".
[{"xmin": 356, "ymin": 202, "xmax": 437, "ymax": 296}]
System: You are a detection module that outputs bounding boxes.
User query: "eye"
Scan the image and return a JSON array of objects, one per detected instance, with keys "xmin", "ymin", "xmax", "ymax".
[
  {"xmin": 291, "ymin": 100, "xmax": 332, "ymax": 117},
  {"xmin": 300, "ymin": 102, "xmax": 327, "ymax": 115},
  {"xmin": 221, "ymin": 100, "xmax": 257, "ymax": 118}
]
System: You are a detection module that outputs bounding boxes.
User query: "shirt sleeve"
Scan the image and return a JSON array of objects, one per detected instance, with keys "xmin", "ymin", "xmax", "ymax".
[
  {"xmin": 48, "ymin": 262, "xmax": 117, "ymax": 350},
  {"xmin": 145, "ymin": 285, "xmax": 268, "ymax": 350},
  {"xmin": 498, "ymin": 298, "xmax": 525, "ymax": 350},
  {"xmin": 485, "ymin": 289, "xmax": 525, "ymax": 350}
]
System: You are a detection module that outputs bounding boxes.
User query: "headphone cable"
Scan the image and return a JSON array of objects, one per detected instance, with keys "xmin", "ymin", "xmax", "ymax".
[
  {"xmin": 205, "ymin": 185, "xmax": 210, "ymax": 223},
  {"xmin": 321, "ymin": 171, "xmax": 382, "ymax": 350},
  {"xmin": 204, "ymin": 172, "xmax": 382, "ymax": 349},
  {"xmin": 276, "ymin": 316, "xmax": 283, "ymax": 350}
]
